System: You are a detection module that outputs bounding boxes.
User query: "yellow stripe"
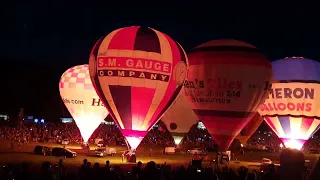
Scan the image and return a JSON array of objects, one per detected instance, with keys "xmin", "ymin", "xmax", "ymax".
[
  {"xmin": 140, "ymin": 29, "xmax": 173, "ymax": 129},
  {"xmin": 176, "ymin": 41, "xmax": 188, "ymax": 66},
  {"xmin": 289, "ymin": 117, "xmax": 302, "ymax": 139},
  {"xmin": 97, "ymin": 76, "xmax": 125, "ymax": 129},
  {"xmin": 305, "ymin": 120, "xmax": 320, "ymax": 139},
  {"xmin": 269, "ymin": 117, "xmax": 285, "ymax": 138},
  {"xmin": 151, "ymin": 29, "xmax": 173, "ymax": 63},
  {"xmin": 98, "ymin": 28, "xmax": 123, "ymax": 54}
]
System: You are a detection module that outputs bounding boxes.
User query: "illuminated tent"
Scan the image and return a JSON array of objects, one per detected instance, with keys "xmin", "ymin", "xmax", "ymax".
[
  {"xmin": 259, "ymin": 57, "xmax": 320, "ymax": 150},
  {"xmin": 236, "ymin": 112, "xmax": 263, "ymax": 146},
  {"xmin": 185, "ymin": 39, "xmax": 273, "ymax": 151},
  {"xmin": 161, "ymin": 88, "xmax": 197, "ymax": 145},
  {"xmin": 59, "ymin": 64, "xmax": 109, "ymax": 143},
  {"xmin": 89, "ymin": 26, "xmax": 188, "ymax": 150}
]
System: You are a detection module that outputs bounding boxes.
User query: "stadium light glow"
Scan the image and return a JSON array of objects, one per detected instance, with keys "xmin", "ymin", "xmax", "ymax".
[
  {"xmin": 172, "ymin": 136, "xmax": 183, "ymax": 145},
  {"xmin": 125, "ymin": 136, "xmax": 144, "ymax": 150}
]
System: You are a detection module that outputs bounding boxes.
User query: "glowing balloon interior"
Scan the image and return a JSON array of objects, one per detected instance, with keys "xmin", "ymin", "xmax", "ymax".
[
  {"xmin": 89, "ymin": 26, "xmax": 188, "ymax": 150},
  {"xmin": 259, "ymin": 57, "xmax": 320, "ymax": 150},
  {"xmin": 161, "ymin": 88, "xmax": 197, "ymax": 145},
  {"xmin": 59, "ymin": 64, "xmax": 109, "ymax": 143},
  {"xmin": 185, "ymin": 39, "xmax": 273, "ymax": 151},
  {"xmin": 237, "ymin": 113, "xmax": 263, "ymax": 146}
]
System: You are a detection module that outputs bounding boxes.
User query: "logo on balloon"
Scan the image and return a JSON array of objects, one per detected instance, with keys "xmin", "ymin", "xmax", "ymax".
[
  {"xmin": 170, "ymin": 123, "xmax": 177, "ymax": 130},
  {"xmin": 260, "ymin": 85, "xmax": 314, "ymax": 113},
  {"xmin": 91, "ymin": 98, "xmax": 104, "ymax": 107},
  {"xmin": 184, "ymin": 78, "xmax": 243, "ymax": 104},
  {"xmin": 97, "ymin": 57, "xmax": 171, "ymax": 82},
  {"xmin": 62, "ymin": 98, "xmax": 84, "ymax": 104}
]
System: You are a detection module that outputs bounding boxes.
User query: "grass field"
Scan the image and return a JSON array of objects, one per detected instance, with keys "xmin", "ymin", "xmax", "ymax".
[{"xmin": 0, "ymin": 140, "xmax": 318, "ymax": 173}]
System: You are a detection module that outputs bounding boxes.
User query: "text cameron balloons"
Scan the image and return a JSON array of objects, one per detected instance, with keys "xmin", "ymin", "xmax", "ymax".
[
  {"xmin": 185, "ymin": 39, "xmax": 273, "ymax": 151},
  {"xmin": 59, "ymin": 65, "xmax": 109, "ymax": 143},
  {"xmin": 89, "ymin": 26, "xmax": 188, "ymax": 150},
  {"xmin": 161, "ymin": 88, "xmax": 198, "ymax": 145},
  {"xmin": 259, "ymin": 57, "xmax": 320, "ymax": 150}
]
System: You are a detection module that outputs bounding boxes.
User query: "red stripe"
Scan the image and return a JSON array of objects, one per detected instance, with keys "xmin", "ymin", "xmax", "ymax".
[
  {"xmin": 131, "ymin": 87, "xmax": 155, "ymax": 128},
  {"xmin": 300, "ymin": 117, "xmax": 314, "ymax": 134},
  {"xmin": 121, "ymin": 129, "xmax": 148, "ymax": 138},
  {"xmin": 147, "ymin": 32, "xmax": 181, "ymax": 128},
  {"xmin": 210, "ymin": 134, "xmax": 234, "ymax": 151},
  {"xmin": 201, "ymin": 116, "xmax": 250, "ymax": 134},
  {"xmin": 188, "ymin": 51, "xmax": 271, "ymax": 68},
  {"xmin": 200, "ymin": 116, "xmax": 251, "ymax": 151},
  {"xmin": 242, "ymin": 113, "xmax": 263, "ymax": 136},
  {"xmin": 107, "ymin": 26, "xmax": 140, "ymax": 50},
  {"xmin": 264, "ymin": 117, "xmax": 279, "ymax": 135}
]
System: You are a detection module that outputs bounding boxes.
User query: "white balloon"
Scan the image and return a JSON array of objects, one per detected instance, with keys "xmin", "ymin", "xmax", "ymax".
[{"xmin": 59, "ymin": 64, "xmax": 109, "ymax": 143}]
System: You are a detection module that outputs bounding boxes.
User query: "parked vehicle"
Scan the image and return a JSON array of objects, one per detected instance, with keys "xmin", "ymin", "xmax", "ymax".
[
  {"xmin": 164, "ymin": 147, "xmax": 175, "ymax": 154},
  {"xmin": 33, "ymin": 145, "xmax": 51, "ymax": 156},
  {"xmin": 61, "ymin": 139, "xmax": 70, "ymax": 145},
  {"xmin": 187, "ymin": 148, "xmax": 206, "ymax": 155},
  {"xmin": 51, "ymin": 148, "xmax": 76, "ymax": 158},
  {"xmin": 94, "ymin": 146, "xmax": 116, "ymax": 157}
]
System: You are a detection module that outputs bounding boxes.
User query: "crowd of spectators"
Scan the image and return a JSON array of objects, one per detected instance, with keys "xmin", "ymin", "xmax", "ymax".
[
  {"xmin": 0, "ymin": 158, "xmax": 285, "ymax": 180},
  {"xmin": 1, "ymin": 121, "xmax": 320, "ymax": 152},
  {"xmin": 0, "ymin": 121, "xmax": 319, "ymax": 179}
]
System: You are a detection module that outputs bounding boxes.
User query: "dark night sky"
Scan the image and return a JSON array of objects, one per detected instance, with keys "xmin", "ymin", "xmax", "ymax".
[{"xmin": 0, "ymin": 2, "xmax": 319, "ymax": 121}]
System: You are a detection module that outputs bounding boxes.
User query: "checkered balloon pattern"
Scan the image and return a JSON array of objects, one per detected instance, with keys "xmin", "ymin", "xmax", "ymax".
[{"xmin": 60, "ymin": 64, "xmax": 93, "ymax": 90}]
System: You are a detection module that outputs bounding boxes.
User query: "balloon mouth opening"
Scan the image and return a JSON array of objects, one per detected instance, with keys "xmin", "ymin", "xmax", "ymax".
[
  {"xmin": 124, "ymin": 136, "xmax": 144, "ymax": 150},
  {"xmin": 172, "ymin": 136, "xmax": 184, "ymax": 145},
  {"xmin": 281, "ymin": 138, "xmax": 306, "ymax": 150}
]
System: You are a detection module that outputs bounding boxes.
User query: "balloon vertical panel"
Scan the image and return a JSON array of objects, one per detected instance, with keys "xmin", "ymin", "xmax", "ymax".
[
  {"xmin": 59, "ymin": 65, "xmax": 109, "ymax": 142},
  {"xmin": 237, "ymin": 113, "xmax": 263, "ymax": 145},
  {"xmin": 162, "ymin": 88, "xmax": 198, "ymax": 134},
  {"xmin": 89, "ymin": 26, "xmax": 188, "ymax": 149}
]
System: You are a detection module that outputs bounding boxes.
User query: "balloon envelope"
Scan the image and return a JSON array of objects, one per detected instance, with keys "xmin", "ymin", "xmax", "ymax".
[
  {"xmin": 59, "ymin": 64, "xmax": 109, "ymax": 143},
  {"xmin": 236, "ymin": 113, "xmax": 263, "ymax": 146},
  {"xmin": 259, "ymin": 57, "xmax": 320, "ymax": 150},
  {"xmin": 185, "ymin": 39, "xmax": 273, "ymax": 151},
  {"xmin": 89, "ymin": 26, "xmax": 188, "ymax": 150},
  {"xmin": 161, "ymin": 88, "xmax": 198, "ymax": 145}
]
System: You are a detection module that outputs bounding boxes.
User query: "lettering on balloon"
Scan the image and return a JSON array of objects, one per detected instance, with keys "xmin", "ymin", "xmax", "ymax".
[
  {"xmin": 260, "ymin": 87, "xmax": 314, "ymax": 112},
  {"xmin": 98, "ymin": 70, "xmax": 169, "ymax": 82},
  {"xmin": 62, "ymin": 98, "xmax": 84, "ymax": 104},
  {"xmin": 184, "ymin": 78, "xmax": 243, "ymax": 104},
  {"xmin": 91, "ymin": 98, "xmax": 104, "ymax": 107},
  {"xmin": 98, "ymin": 57, "xmax": 172, "ymax": 73}
]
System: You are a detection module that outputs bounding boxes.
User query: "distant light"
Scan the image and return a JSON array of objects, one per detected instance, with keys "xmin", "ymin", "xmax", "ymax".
[
  {"xmin": 41, "ymin": 119, "xmax": 45, "ymax": 123},
  {"xmin": 34, "ymin": 119, "xmax": 38, "ymax": 123}
]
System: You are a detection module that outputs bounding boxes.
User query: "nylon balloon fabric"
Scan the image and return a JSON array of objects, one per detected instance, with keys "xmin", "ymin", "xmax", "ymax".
[
  {"xmin": 259, "ymin": 57, "xmax": 320, "ymax": 150},
  {"xmin": 89, "ymin": 26, "xmax": 188, "ymax": 150},
  {"xmin": 161, "ymin": 88, "xmax": 198, "ymax": 145},
  {"xmin": 185, "ymin": 39, "xmax": 273, "ymax": 151},
  {"xmin": 59, "ymin": 64, "xmax": 109, "ymax": 143},
  {"xmin": 236, "ymin": 113, "xmax": 263, "ymax": 146}
]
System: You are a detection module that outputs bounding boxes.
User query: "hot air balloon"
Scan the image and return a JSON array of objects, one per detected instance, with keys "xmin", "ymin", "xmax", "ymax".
[
  {"xmin": 89, "ymin": 26, "xmax": 188, "ymax": 150},
  {"xmin": 59, "ymin": 64, "xmax": 109, "ymax": 143},
  {"xmin": 185, "ymin": 39, "xmax": 273, "ymax": 152},
  {"xmin": 259, "ymin": 57, "xmax": 320, "ymax": 150},
  {"xmin": 236, "ymin": 113, "xmax": 264, "ymax": 146},
  {"xmin": 161, "ymin": 88, "xmax": 198, "ymax": 145}
]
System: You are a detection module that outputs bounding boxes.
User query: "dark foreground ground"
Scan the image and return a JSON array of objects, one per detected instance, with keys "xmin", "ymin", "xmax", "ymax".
[{"xmin": 0, "ymin": 140, "xmax": 318, "ymax": 175}]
